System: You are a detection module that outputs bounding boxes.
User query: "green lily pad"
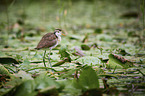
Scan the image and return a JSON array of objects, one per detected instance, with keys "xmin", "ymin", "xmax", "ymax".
[
  {"xmin": 73, "ymin": 66, "xmax": 99, "ymax": 90},
  {"xmin": 77, "ymin": 56, "xmax": 101, "ymax": 66},
  {"xmin": 35, "ymin": 73, "xmax": 62, "ymax": 90}
]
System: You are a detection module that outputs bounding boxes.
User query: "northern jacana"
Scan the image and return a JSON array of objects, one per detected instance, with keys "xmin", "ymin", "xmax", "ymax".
[{"xmin": 35, "ymin": 28, "xmax": 63, "ymax": 70}]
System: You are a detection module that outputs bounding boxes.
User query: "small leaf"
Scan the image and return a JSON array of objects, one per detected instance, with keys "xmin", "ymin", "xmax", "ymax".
[
  {"xmin": 81, "ymin": 44, "xmax": 90, "ymax": 50},
  {"xmin": 69, "ymin": 35, "xmax": 81, "ymax": 40},
  {"xmin": 107, "ymin": 54, "xmax": 133, "ymax": 69},
  {"xmin": 59, "ymin": 46, "xmax": 71, "ymax": 62},
  {"xmin": 82, "ymin": 34, "xmax": 89, "ymax": 43},
  {"xmin": 0, "ymin": 57, "xmax": 20, "ymax": 64},
  {"xmin": 94, "ymin": 28, "xmax": 103, "ymax": 34},
  {"xmin": 21, "ymin": 59, "xmax": 30, "ymax": 65},
  {"xmin": 0, "ymin": 64, "xmax": 10, "ymax": 75},
  {"xmin": 116, "ymin": 48, "xmax": 131, "ymax": 56},
  {"xmin": 52, "ymin": 58, "xmax": 69, "ymax": 67}
]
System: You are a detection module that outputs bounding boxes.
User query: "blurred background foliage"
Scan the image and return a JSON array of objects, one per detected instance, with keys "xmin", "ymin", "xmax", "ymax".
[
  {"xmin": 0, "ymin": 0, "xmax": 144, "ymax": 47},
  {"xmin": 0, "ymin": 0, "xmax": 145, "ymax": 95}
]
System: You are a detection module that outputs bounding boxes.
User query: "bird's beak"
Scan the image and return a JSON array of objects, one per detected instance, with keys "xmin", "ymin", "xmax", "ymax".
[{"xmin": 62, "ymin": 33, "xmax": 66, "ymax": 36}]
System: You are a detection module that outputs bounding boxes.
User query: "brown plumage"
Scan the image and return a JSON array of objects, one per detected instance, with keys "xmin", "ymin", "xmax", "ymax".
[{"xmin": 35, "ymin": 33, "xmax": 58, "ymax": 50}]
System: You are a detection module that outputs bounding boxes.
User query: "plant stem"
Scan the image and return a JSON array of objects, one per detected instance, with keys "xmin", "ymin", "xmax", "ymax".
[
  {"xmin": 43, "ymin": 50, "xmax": 47, "ymax": 70},
  {"xmin": 137, "ymin": 69, "xmax": 145, "ymax": 76},
  {"xmin": 113, "ymin": 65, "xmax": 117, "ymax": 73}
]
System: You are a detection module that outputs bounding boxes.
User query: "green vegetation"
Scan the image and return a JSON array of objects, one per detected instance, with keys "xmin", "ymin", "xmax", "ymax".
[{"xmin": 0, "ymin": 0, "xmax": 145, "ymax": 96}]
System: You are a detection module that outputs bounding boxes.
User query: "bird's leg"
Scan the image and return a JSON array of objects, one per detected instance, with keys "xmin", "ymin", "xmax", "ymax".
[
  {"xmin": 48, "ymin": 49, "xmax": 52, "ymax": 69},
  {"xmin": 43, "ymin": 50, "xmax": 47, "ymax": 70}
]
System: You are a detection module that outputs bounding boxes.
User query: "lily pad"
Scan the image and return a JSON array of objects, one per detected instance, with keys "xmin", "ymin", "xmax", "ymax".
[
  {"xmin": 73, "ymin": 66, "xmax": 99, "ymax": 90},
  {"xmin": 13, "ymin": 80, "xmax": 37, "ymax": 96},
  {"xmin": 76, "ymin": 56, "xmax": 101, "ymax": 66}
]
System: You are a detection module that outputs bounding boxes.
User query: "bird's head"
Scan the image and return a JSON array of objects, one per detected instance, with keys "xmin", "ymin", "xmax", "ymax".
[{"xmin": 54, "ymin": 28, "xmax": 65, "ymax": 36}]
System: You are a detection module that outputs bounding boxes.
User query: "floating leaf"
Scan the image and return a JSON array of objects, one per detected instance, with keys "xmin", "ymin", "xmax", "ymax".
[
  {"xmin": 116, "ymin": 48, "xmax": 131, "ymax": 56},
  {"xmin": 0, "ymin": 76, "xmax": 24, "ymax": 96},
  {"xmin": 14, "ymin": 71, "xmax": 33, "ymax": 80},
  {"xmin": 81, "ymin": 44, "xmax": 90, "ymax": 50},
  {"xmin": 0, "ymin": 57, "xmax": 20, "ymax": 64},
  {"xmin": 96, "ymin": 34, "xmax": 112, "ymax": 42},
  {"xmin": 19, "ymin": 59, "xmax": 31, "ymax": 70},
  {"xmin": 21, "ymin": 59, "xmax": 30, "ymax": 65},
  {"xmin": 69, "ymin": 35, "xmax": 81, "ymax": 40},
  {"xmin": 13, "ymin": 80, "xmax": 37, "ymax": 96},
  {"xmin": 77, "ymin": 56, "xmax": 101, "ymax": 66},
  {"xmin": 52, "ymin": 58, "xmax": 69, "ymax": 67},
  {"xmin": 59, "ymin": 46, "xmax": 71, "ymax": 62},
  {"xmin": 61, "ymin": 68, "xmax": 79, "ymax": 78},
  {"xmin": 94, "ymin": 28, "xmax": 103, "ymax": 34},
  {"xmin": 0, "ymin": 64, "xmax": 10, "ymax": 75},
  {"xmin": 107, "ymin": 54, "xmax": 133, "ymax": 69},
  {"xmin": 35, "ymin": 73, "xmax": 62, "ymax": 90},
  {"xmin": 39, "ymin": 86, "xmax": 58, "ymax": 96},
  {"xmin": 73, "ymin": 66, "xmax": 99, "ymax": 90}
]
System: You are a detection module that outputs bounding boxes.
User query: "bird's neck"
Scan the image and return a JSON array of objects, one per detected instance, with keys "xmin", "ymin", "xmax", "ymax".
[
  {"xmin": 55, "ymin": 33, "xmax": 61, "ymax": 41},
  {"xmin": 57, "ymin": 35, "xmax": 61, "ymax": 41}
]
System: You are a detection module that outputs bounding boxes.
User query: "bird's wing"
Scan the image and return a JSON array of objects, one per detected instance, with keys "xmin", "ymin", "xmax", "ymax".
[{"xmin": 35, "ymin": 33, "xmax": 58, "ymax": 49}]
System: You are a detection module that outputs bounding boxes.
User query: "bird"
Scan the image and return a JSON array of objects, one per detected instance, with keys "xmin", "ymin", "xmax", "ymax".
[{"xmin": 35, "ymin": 28, "xmax": 64, "ymax": 70}]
